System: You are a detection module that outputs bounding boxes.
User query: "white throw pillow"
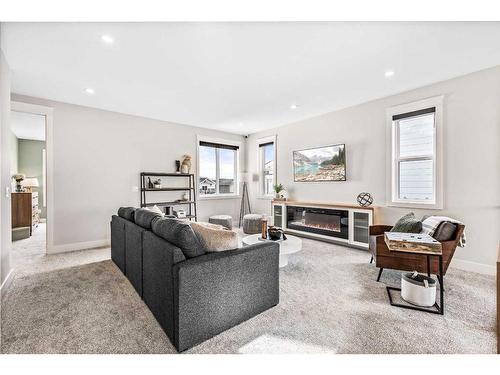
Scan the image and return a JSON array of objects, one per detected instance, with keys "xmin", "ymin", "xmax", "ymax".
[
  {"xmin": 145, "ymin": 205, "xmax": 164, "ymax": 216},
  {"xmin": 190, "ymin": 222, "xmax": 238, "ymax": 252}
]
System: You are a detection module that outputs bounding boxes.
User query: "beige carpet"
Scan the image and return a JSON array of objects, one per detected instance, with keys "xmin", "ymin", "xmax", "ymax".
[{"xmin": 1, "ymin": 229, "xmax": 496, "ymax": 354}]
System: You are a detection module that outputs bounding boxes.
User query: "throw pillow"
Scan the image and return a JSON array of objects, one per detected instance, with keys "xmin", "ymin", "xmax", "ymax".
[
  {"xmin": 432, "ymin": 221, "xmax": 457, "ymax": 242},
  {"xmin": 152, "ymin": 217, "xmax": 205, "ymax": 258},
  {"xmin": 390, "ymin": 212, "xmax": 422, "ymax": 233},
  {"xmin": 191, "ymin": 222, "xmax": 238, "ymax": 252}
]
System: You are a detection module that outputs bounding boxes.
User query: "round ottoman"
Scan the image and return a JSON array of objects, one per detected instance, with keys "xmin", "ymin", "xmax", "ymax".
[
  {"xmin": 208, "ymin": 214, "xmax": 233, "ymax": 230},
  {"xmin": 243, "ymin": 214, "xmax": 263, "ymax": 234}
]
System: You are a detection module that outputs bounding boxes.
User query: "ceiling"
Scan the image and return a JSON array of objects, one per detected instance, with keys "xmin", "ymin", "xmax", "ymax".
[
  {"xmin": 11, "ymin": 111, "xmax": 46, "ymax": 141},
  {"xmin": 2, "ymin": 22, "xmax": 500, "ymax": 135}
]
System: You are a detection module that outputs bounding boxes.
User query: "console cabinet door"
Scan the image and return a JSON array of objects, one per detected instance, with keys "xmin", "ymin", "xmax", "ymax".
[
  {"xmin": 348, "ymin": 209, "xmax": 373, "ymax": 248},
  {"xmin": 272, "ymin": 203, "xmax": 285, "ymax": 228}
]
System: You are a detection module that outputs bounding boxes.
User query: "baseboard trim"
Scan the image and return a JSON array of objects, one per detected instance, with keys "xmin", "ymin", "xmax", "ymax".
[
  {"xmin": 1, "ymin": 268, "xmax": 14, "ymax": 298},
  {"xmin": 48, "ymin": 239, "xmax": 110, "ymax": 255},
  {"xmin": 450, "ymin": 258, "xmax": 496, "ymax": 276}
]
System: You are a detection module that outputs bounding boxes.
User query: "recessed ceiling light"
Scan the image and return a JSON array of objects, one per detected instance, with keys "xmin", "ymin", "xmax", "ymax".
[
  {"xmin": 289, "ymin": 104, "xmax": 298, "ymax": 110},
  {"xmin": 84, "ymin": 88, "xmax": 95, "ymax": 95},
  {"xmin": 101, "ymin": 34, "xmax": 114, "ymax": 44},
  {"xmin": 384, "ymin": 70, "xmax": 395, "ymax": 78}
]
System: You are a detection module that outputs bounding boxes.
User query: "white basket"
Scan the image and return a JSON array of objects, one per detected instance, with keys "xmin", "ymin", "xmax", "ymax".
[{"xmin": 401, "ymin": 272, "xmax": 437, "ymax": 307}]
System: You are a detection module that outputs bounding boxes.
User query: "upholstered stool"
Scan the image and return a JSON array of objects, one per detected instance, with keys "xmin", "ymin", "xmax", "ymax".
[
  {"xmin": 208, "ymin": 214, "xmax": 233, "ymax": 230},
  {"xmin": 243, "ymin": 214, "xmax": 263, "ymax": 234}
]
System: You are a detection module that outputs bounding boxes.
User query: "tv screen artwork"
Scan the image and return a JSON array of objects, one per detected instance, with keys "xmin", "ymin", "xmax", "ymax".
[{"xmin": 293, "ymin": 144, "xmax": 346, "ymax": 182}]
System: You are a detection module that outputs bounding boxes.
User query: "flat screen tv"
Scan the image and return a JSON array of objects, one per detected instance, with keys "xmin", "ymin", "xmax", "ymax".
[{"xmin": 293, "ymin": 143, "xmax": 346, "ymax": 182}]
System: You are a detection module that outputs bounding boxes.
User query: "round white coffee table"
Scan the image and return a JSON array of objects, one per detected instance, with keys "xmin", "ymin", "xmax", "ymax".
[{"xmin": 242, "ymin": 233, "xmax": 302, "ymax": 268}]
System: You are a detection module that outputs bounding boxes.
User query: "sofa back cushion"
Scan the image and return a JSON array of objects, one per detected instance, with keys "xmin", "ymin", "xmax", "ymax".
[
  {"xmin": 390, "ymin": 212, "xmax": 422, "ymax": 233},
  {"xmin": 191, "ymin": 222, "xmax": 239, "ymax": 252},
  {"xmin": 118, "ymin": 207, "xmax": 136, "ymax": 222},
  {"xmin": 134, "ymin": 208, "xmax": 162, "ymax": 229},
  {"xmin": 152, "ymin": 217, "xmax": 205, "ymax": 258}
]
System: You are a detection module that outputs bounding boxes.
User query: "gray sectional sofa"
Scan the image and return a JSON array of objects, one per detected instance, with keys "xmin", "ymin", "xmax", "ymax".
[{"xmin": 111, "ymin": 207, "xmax": 280, "ymax": 352}]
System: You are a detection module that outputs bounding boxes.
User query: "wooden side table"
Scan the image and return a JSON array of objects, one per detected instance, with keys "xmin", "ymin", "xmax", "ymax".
[{"xmin": 384, "ymin": 232, "xmax": 444, "ymax": 315}]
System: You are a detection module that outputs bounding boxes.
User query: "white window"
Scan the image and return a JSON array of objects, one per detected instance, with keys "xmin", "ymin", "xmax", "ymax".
[
  {"xmin": 387, "ymin": 96, "xmax": 443, "ymax": 209},
  {"xmin": 258, "ymin": 136, "xmax": 276, "ymax": 198},
  {"xmin": 198, "ymin": 137, "xmax": 240, "ymax": 198}
]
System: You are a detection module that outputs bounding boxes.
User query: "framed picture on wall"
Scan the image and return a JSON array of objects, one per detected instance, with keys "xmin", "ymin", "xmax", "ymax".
[{"xmin": 293, "ymin": 144, "xmax": 346, "ymax": 182}]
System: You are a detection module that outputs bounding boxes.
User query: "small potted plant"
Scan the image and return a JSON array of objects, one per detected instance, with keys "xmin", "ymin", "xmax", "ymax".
[{"xmin": 273, "ymin": 183, "xmax": 284, "ymax": 199}]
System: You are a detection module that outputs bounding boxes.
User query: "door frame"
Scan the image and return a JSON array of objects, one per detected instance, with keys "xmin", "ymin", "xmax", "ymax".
[{"xmin": 11, "ymin": 101, "xmax": 54, "ymax": 254}]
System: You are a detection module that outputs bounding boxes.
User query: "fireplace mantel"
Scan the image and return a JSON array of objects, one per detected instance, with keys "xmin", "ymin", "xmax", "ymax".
[{"xmin": 271, "ymin": 200, "xmax": 375, "ymax": 249}]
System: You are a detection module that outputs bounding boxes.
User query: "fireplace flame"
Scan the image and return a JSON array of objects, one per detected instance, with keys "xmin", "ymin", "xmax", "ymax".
[{"xmin": 290, "ymin": 221, "xmax": 341, "ymax": 232}]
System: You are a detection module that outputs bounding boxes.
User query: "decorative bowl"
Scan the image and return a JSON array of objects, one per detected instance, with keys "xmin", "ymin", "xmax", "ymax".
[{"xmin": 267, "ymin": 226, "xmax": 282, "ymax": 241}]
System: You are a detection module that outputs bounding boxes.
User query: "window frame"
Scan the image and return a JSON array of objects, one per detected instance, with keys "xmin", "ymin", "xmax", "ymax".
[
  {"xmin": 386, "ymin": 96, "xmax": 444, "ymax": 209},
  {"xmin": 257, "ymin": 135, "xmax": 277, "ymax": 199},
  {"xmin": 197, "ymin": 136, "xmax": 241, "ymax": 200}
]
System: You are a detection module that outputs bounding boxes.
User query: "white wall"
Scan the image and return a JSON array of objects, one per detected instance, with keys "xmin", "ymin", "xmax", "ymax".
[
  {"xmin": 0, "ymin": 43, "xmax": 12, "ymax": 286},
  {"xmin": 247, "ymin": 66, "xmax": 500, "ymax": 273},
  {"xmin": 9, "ymin": 131, "xmax": 17, "ymax": 175},
  {"xmin": 12, "ymin": 94, "xmax": 245, "ymax": 253}
]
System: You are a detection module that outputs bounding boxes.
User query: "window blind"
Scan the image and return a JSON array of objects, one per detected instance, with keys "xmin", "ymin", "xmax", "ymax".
[
  {"xmin": 199, "ymin": 141, "xmax": 239, "ymax": 150},
  {"xmin": 259, "ymin": 141, "xmax": 274, "ymax": 148},
  {"xmin": 392, "ymin": 107, "xmax": 435, "ymax": 121}
]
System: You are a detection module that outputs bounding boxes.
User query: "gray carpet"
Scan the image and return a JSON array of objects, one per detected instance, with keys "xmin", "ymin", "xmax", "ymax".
[{"xmin": 1, "ymin": 235, "xmax": 496, "ymax": 354}]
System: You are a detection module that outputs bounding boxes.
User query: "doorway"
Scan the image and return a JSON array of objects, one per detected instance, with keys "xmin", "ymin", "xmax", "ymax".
[{"xmin": 9, "ymin": 102, "xmax": 52, "ymax": 271}]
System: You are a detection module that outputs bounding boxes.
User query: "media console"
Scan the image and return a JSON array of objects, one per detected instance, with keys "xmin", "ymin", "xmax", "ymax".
[{"xmin": 271, "ymin": 200, "xmax": 375, "ymax": 249}]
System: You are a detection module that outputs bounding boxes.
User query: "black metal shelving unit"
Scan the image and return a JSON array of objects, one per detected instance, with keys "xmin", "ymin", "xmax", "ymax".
[{"xmin": 140, "ymin": 172, "xmax": 197, "ymax": 221}]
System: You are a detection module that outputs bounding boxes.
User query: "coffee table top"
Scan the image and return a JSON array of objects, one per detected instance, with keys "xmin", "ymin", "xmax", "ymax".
[{"xmin": 242, "ymin": 233, "xmax": 302, "ymax": 255}]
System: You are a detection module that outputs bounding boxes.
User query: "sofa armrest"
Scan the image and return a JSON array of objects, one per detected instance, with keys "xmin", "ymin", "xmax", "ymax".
[
  {"xmin": 369, "ymin": 225, "xmax": 393, "ymax": 236},
  {"xmin": 172, "ymin": 242, "xmax": 279, "ymax": 351}
]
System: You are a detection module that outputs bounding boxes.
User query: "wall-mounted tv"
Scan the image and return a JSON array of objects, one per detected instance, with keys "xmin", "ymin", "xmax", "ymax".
[{"xmin": 293, "ymin": 143, "xmax": 346, "ymax": 182}]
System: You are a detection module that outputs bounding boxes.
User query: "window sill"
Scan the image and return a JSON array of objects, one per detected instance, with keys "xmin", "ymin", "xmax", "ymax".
[
  {"xmin": 199, "ymin": 195, "xmax": 241, "ymax": 201},
  {"xmin": 387, "ymin": 201, "xmax": 443, "ymax": 210}
]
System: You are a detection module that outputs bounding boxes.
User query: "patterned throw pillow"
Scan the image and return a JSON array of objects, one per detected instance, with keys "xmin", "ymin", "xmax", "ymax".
[{"xmin": 390, "ymin": 212, "xmax": 422, "ymax": 233}]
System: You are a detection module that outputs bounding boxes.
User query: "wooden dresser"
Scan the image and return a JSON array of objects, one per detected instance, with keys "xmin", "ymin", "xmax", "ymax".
[{"xmin": 11, "ymin": 192, "xmax": 40, "ymax": 235}]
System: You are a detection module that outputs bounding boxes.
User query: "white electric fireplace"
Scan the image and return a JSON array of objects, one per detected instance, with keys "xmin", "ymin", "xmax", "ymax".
[{"xmin": 271, "ymin": 201, "xmax": 374, "ymax": 249}]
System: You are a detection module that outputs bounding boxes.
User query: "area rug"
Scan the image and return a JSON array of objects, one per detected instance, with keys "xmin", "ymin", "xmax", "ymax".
[{"xmin": 1, "ymin": 238, "xmax": 496, "ymax": 354}]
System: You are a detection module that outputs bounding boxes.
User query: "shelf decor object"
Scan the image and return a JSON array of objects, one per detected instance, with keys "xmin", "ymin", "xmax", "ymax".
[
  {"xmin": 140, "ymin": 172, "xmax": 197, "ymax": 221},
  {"xmin": 357, "ymin": 192, "xmax": 373, "ymax": 207}
]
